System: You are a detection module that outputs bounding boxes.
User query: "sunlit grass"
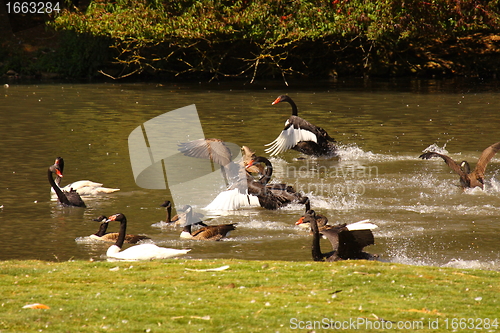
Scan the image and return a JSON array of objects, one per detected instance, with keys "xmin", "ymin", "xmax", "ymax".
[{"xmin": 1, "ymin": 259, "xmax": 499, "ymax": 332}]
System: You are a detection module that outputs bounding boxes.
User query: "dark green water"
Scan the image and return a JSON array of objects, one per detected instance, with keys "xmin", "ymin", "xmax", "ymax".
[{"xmin": 1, "ymin": 78, "xmax": 500, "ymax": 269}]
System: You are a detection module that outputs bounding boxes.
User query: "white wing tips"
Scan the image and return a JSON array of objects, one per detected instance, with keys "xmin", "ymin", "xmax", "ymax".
[
  {"xmin": 265, "ymin": 126, "xmax": 318, "ymax": 156},
  {"xmin": 204, "ymin": 188, "xmax": 260, "ymax": 211},
  {"xmin": 346, "ymin": 219, "xmax": 378, "ymax": 231}
]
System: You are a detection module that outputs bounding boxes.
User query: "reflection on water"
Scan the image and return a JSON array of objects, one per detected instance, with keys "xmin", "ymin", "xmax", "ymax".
[{"xmin": 1, "ymin": 78, "xmax": 500, "ymax": 270}]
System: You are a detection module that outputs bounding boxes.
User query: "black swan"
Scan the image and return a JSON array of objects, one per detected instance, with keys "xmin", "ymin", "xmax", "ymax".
[
  {"xmin": 92, "ymin": 215, "xmax": 150, "ymax": 244},
  {"xmin": 419, "ymin": 142, "xmax": 500, "ymax": 189},
  {"xmin": 51, "ymin": 157, "xmax": 119, "ymax": 196},
  {"xmin": 179, "ymin": 205, "xmax": 236, "ymax": 241},
  {"xmin": 104, "ymin": 213, "xmax": 191, "ymax": 260},
  {"xmin": 265, "ymin": 95, "xmax": 336, "ymax": 156},
  {"xmin": 48, "ymin": 163, "xmax": 86, "ymax": 207},
  {"xmin": 300, "ymin": 210, "xmax": 378, "ymax": 261}
]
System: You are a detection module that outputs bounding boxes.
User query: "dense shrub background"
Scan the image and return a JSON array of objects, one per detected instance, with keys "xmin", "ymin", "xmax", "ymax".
[{"xmin": 35, "ymin": 0, "xmax": 500, "ymax": 80}]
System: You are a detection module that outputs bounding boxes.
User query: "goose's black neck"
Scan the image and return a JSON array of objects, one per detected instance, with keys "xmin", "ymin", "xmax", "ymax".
[
  {"xmin": 166, "ymin": 205, "xmax": 172, "ymax": 222},
  {"xmin": 94, "ymin": 223, "xmax": 109, "ymax": 237},
  {"xmin": 182, "ymin": 224, "xmax": 192, "ymax": 235},
  {"xmin": 184, "ymin": 206, "xmax": 193, "ymax": 225},
  {"xmin": 461, "ymin": 160, "xmax": 471, "ymax": 174}
]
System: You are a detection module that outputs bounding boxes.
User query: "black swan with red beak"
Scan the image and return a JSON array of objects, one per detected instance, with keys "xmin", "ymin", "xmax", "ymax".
[
  {"xmin": 265, "ymin": 95, "xmax": 336, "ymax": 157},
  {"xmin": 48, "ymin": 162, "xmax": 86, "ymax": 207}
]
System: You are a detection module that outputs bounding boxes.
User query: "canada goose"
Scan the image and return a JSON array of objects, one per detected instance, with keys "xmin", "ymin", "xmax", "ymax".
[
  {"xmin": 48, "ymin": 163, "xmax": 86, "ymax": 207},
  {"xmin": 178, "ymin": 205, "xmax": 235, "ymax": 241},
  {"xmin": 51, "ymin": 157, "xmax": 119, "ymax": 197},
  {"xmin": 300, "ymin": 210, "xmax": 378, "ymax": 261},
  {"xmin": 158, "ymin": 200, "xmax": 204, "ymax": 226},
  {"xmin": 105, "ymin": 213, "xmax": 191, "ymax": 260},
  {"xmin": 419, "ymin": 142, "xmax": 500, "ymax": 189},
  {"xmin": 91, "ymin": 215, "xmax": 150, "ymax": 244},
  {"xmin": 265, "ymin": 95, "xmax": 336, "ymax": 156}
]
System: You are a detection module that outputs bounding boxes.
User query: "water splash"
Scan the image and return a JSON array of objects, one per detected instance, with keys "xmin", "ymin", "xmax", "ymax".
[
  {"xmin": 421, "ymin": 143, "xmax": 449, "ymax": 155},
  {"xmin": 442, "ymin": 258, "xmax": 500, "ymax": 270},
  {"xmin": 336, "ymin": 143, "xmax": 377, "ymax": 161}
]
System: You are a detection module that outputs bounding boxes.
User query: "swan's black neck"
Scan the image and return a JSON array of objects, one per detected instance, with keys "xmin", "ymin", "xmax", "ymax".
[
  {"xmin": 309, "ymin": 212, "xmax": 324, "ymax": 261},
  {"xmin": 287, "ymin": 99, "xmax": 298, "ymax": 116},
  {"xmin": 115, "ymin": 217, "xmax": 127, "ymax": 249},
  {"xmin": 252, "ymin": 156, "xmax": 273, "ymax": 185},
  {"xmin": 48, "ymin": 166, "xmax": 70, "ymax": 206}
]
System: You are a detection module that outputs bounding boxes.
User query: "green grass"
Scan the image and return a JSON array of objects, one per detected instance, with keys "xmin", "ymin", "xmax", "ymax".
[{"xmin": 1, "ymin": 259, "xmax": 499, "ymax": 332}]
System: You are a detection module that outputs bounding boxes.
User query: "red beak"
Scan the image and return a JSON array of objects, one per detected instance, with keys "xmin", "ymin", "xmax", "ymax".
[
  {"xmin": 271, "ymin": 97, "xmax": 281, "ymax": 105},
  {"xmin": 245, "ymin": 159, "xmax": 255, "ymax": 168},
  {"xmin": 295, "ymin": 217, "xmax": 304, "ymax": 225},
  {"xmin": 56, "ymin": 169, "xmax": 63, "ymax": 177}
]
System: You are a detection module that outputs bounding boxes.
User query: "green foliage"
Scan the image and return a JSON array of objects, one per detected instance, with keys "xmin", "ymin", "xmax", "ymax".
[{"xmin": 47, "ymin": 0, "xmax": 500, "ymax": 80}]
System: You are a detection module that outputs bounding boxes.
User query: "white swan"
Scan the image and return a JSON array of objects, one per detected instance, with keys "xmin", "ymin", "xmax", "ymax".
[
  {"xmin": 51, "ymin": 157, "xmax": 119, "ymax": 198},
  {"xmin": 105, "ymin": 213, "xmax": 191, "ymax": 260}
]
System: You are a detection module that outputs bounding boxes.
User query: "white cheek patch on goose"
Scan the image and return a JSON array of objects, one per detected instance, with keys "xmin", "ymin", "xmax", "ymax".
[{"xmin": 265, "ymin": 125, "xmax": 318, "ymax": 156}]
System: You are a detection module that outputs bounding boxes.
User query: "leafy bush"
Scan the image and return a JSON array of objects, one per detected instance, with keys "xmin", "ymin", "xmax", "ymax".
[{"xmin": 49, "ymin": 0, "xmax": 500, "ymax": 80}]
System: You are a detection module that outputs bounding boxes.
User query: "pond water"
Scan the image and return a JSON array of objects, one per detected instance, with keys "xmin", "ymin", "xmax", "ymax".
[{"xmin": 1, "ymin": 77, "xmax": 500, "ymax": 269}]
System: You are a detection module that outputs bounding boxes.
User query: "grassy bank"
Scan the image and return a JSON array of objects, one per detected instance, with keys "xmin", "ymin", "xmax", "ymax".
[{"xmin": 1, "ymin": 259, "xmax": 499, "ymax": 332}]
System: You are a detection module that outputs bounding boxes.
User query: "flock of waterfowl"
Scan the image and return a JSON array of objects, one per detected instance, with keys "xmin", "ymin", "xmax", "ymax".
[{"xmin": 48, "ymin": 95, "xmax": 500, "ymax": 262}]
